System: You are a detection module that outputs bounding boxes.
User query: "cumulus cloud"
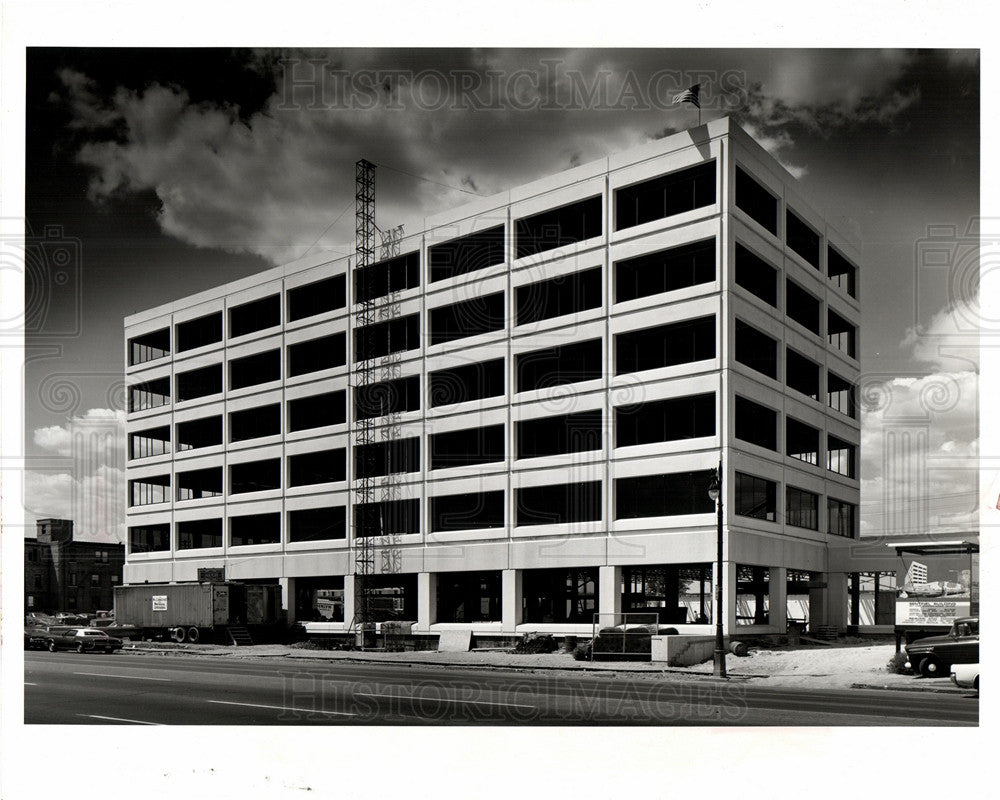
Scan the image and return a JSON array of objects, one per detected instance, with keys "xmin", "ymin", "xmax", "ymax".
[{"xmin": 901, "ymin": 295, "xmax": 980, "ymax": 373}]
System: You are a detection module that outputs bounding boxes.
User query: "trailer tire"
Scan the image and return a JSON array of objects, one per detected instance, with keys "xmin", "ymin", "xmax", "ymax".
[
  {"xmin": 186, "ymin": 627, "xmax": 200, "ymax": 643},
  {"xmin": 171, "ymin": 627, "xmax": 187, "ymax": 643}
]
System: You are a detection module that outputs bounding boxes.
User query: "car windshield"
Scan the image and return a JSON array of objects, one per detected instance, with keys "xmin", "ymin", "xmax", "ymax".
[
  {"xmin": 954, "ymin": 622, "xmax": 976, "ymax": 636},
  {"xmin": 82, "ymin": 631, "xmax": 105, "ymax": 636}
]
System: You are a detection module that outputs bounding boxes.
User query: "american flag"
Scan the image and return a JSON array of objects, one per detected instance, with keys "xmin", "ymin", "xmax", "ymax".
[{"xmin": 672, "ymin": 84, "xmax": 701, "ymax": 109}]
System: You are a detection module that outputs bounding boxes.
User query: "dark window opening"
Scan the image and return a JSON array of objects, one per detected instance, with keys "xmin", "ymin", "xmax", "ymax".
[
  {"xmin": 827, "ymin": 310, "xmax": 856, "ymax": 358},
  {"xmin": 129, "ymin": 475, "xmax": 169, "ymax": 506},
  {"xmin": 786, "ymin": 209, "xmax": 821, "ymax": 269},
  {"xmin": 288, "ymin": 506, "xmax": 347, "ymax": 543},
  {"xmin": 288, "ymin": 391, "xmax": 346, "ymax": 432},
  {"xmin": 517, "ymin": 410, "xmax": 603, "ymax": 459},
  {"xmin": 736, "ymin": 565, "xmax": 770, "ymax": 625},
  {"xmin": 734, "ymin": 166, "xmax": 778, "ymax": 235},
  {"xmin": 129, "ymin": 524, "xmax": 169, "ymax": 553},
  {"xmin": 430, "ymin": 359, "xmax": 504, "ymax": 407},
  {"xmin": 230, "ymin": 459, "xmax": 281, "ymax": 494},
  {"xmin": 786, "ymin": 349, "xmax": 820, "ymax": 401},
  {"xmin": 616, "ymin": 393, "xmax": 715, "ymax": 447},
  {"xmin": 288, "ymin": 332, "xmax": 346, "ymax": 377},
  {"xmin": 518, "ymin": 266, "xmax": 602, "ymax": 324},
  {"xmin": 176, "ymin": 467, "xmax": 223, "ymax": 501},
  {"xmin": 229, "ymin": 294, "xmax": 280, "ymax": 338},
  {"xmin": 515, "ymin": 195, "xmax": 602, "ymax": 259},
  {"xmin": 429, "ymin": 225, "xmax": 505, "ymax": 283},
  {"xmin": 734, "ymin": 243, "xmax": 778, "ymax": 307},
  {"xmin": 735, "ymin": 396, "xmax": 777, "ymax": 451},
  {"xmin": 287, "ymin": 274, "xmax": 346, "ymax": 321},
  {"xmin": 351, "ymin": 574, "xmax": 418, "ymax": 620},
  {"xmin": 355, "ymin": 251, "xmax": 420, "ymax": 302},
  {"xmin": 516, "ymin": 338, "xmax": 602, "ymax": 392},
  {"xmin": 786, "ymin": 418, "xmax": 820, "ymax": 465},
  {"xmin": 615, "ymin": 240, "xmax": 714, "ymax": 304},
  {"xmin": 176, "ymin": 312, "xmax": 222, "ymax": 352},
  {"xmin": 355, "ymin": 375, "xmax": 420, "ymax": 420},
  {"xmin": 176, "ymin": 364, "xmax": 222, "ymax": 402},
  {"xmin": 516, "ymin": 481, "xmax": 602, "ymax": 526},
  {"xmin": 827, "ymin": 435, "xmax": 856, "ymax": 478},
  {"xmin": 130, "ymin": 426, "xmax": 170, "ymax": 459},
  {"xmin": 623, "ymin": 564, "xmax": 713, "ymax": 625},
  {"xmin": 734, "ymin": 320, "xmax": 778, "ymax": 380},
  {"xmin": 827, "ymin": 372, "xmax": 856, "ymax": 418},
  {"xmin": 129, "ymin": 377, "xmax": 170, "ymax": 412},
  {"xmin": 786, "ymin": 280, "xmax": 821, "ymax": 335},
  {"xmin": 129, "ymin": 328, "xmax": 170, "ymax": 366},
  {"xmin": 616, "ymin": 161, "xmax": 715, "ymax": 230},
  {"xmin": 176, "ymin": 416, "xmax": 222, "ymax": 451},
  {"xmin": 355, "ymin": 499, "xmax": 420, "ymax": 537},
  {"xmin": 430, "ymin": 424, "xmax": 505, "ymax": 470},
  {"xmin": 615, "ymin": 471, "xmax": 715, "ymax": 519},
  {"xmin": 828, "ymin": 498, "xmax": 856, "ymax": 538},
  {"xmin": 786, "ymin": 486, "xmax": 819, "ymax": 530},
  {"xmin": 230, "ymin": 513, "xmax": 281, "ymax": 546},
  {"xmin": 431, "ymin": 491, "xmax": 505, "ymax": 532},
  {"xmin": 229, "ymin": 404, "xmax": 280, "ymax": 443},
  {"xmin": 616, "ymin": 315, "xmax": 715, "ymax": 375},
  {"xmin": 177, "ymin": 518, "xmax": 222, "ymax": 550},
  {"xmin": 828, "ymin": 247, "xmax": 857, "ymax": 298},
  {"xmin": 436, "ymin": 571, "xmax": 502, "ymax": 623},
  {"xmin": 230, "ymin": 350, "xmax": 280, "ymax": 390},
  {"xmin": 289, "ymin": 448, "xmax": 346, "ymax": 486},
  {"xmin": 522, "ymin": 567, "xmax": 598, "ymax": 624},
  {"xmin": 354, "ymin": 314, "xmax": 420, "ymax": 361},
  {"xmin": 735, "ymin": 473, "xmax": 777, "ymax": 521},
  {"xmin": 429, "ymin": 292, "xmax": 505, "ymax": 345},
  {"xmin": 354, "ymin": 438, "xmax": 420, "ymax": 479}
]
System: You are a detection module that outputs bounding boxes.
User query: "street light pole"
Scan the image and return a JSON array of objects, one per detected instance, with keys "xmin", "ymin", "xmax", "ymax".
[{"xmin": 708, "ymin": 460, "xmax": 727, "ymax": 678}]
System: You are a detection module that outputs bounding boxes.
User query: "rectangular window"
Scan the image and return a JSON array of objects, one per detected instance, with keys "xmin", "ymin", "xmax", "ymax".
[
  {"xmin": 786, "ymin": 349, "xmax": 820, "ymax": 401},
  {"xmin": 734, "ymin": 320, "xmax": 778, "ymax": 380},
  {"xmin": 287, "ymin": 274, "xmax": 346, "ymax": 321},
  {"xmin": 515, "ymin": 195, "xmax": 602, "ymax": 259},
  {"xmin": 517, "ymin": 410, "xmax": 603, "ymax": 459},
  {"xmin": 786, "ymin": 209, "xmax": 821, "ymax": 269},
  {"xmin": 827, "ymin": 498, "xmax": 856, "ymax": 538},
  {"xmin": 354, "ymin": 437, "xmax": 420, "ymax": 479},
  {"xmin": 786, "ymin": 279, "xmax": 821, "ymax": 335},
  {"xmin": 288, "ymin": 506, "xmax": 346, "ymax": 542},
  {"xmin": 230, "ymin": 459, "xmax": 281, "ymax": 494},
  {"xmin": 436, "ymin": 571, "xmax": 502, "ymax": 623},
  {"xmin": 516, "ymin": 481, "xmax": 602, "ymax": 526},
  {"xmin": 129, "ymin": 328, "xmax": 170, "ymax": 366},
  {"xmin": 129, "ymin": 377, "xmax": 170, "ymax": 412},
  {"xmin": 734, "ymin": 473, "xmax": 777, "ymax": 521},
  {"xmin": 735, "ymin": 396, "xmax": 777, "ymax": 451},
  {"xmin": 735, "ymin": 166, "xmax": 778, "ymax": 235},
  {"xmin": 431, "ymin": 491, "xmax": 505, "ymax": 532},
  {"xmin": 429, "ymin": 224, "xmax": 505, "ymax": 283},
  {"xmin": 430, "ymin": 424, "xmax": 505, "ymax": 470},
  {"xmin": 615, "ymin": 240, "xmax": 714, "ymax": 303},
  {"xmin": 177, "ymin": 518, "xmax": 223, "ymax": 550},
  {"xmin": 430, "ymin": 358, "xmax": 504, "ymax": 406},
  {"xmin": 176, "ymin": 415, "xmax": 222, "ymax": 451},
  {"xmin": 518, "ymin": 266, "xmax": 602, "ymax": 324},
  {"xmin": 734, "ymin": 243, "xmax": 778, "ymax": 307},
  {"xmin": 230, "ymin": 513, "xmax": 281, "ymax": 546},
  {"xmin": 828, "ymin": 247, "xmax": 857, "ymax": 298},
  {"xmin": 91, "ymin": 574, "xmax": 101, "ymax": 587},
  {"xmin": 229, "ymin": 404, "xmax": 280, "ymax": 442},
  {"xmin": 516, "ymin": 338, "xmax": 602, "ymax": 392},
  {"xmin": 616, "ymin": 161, "xmax": 715, "ymax": 230},
  {"xmin": 289, "ymin": 448, "xmax": 346, "ymax": 486},
  {"xmin": 786, "ymin": 418, "xmax": 820, "ymax": 465},
  {"xmin": 354, "ymin": 314, "xmax": 420, "ymax": 361},
  {"xmin": 616, "ymin": 393, "xmax": 715, "ymax": 448},
  {"xmin": 176, "ymin": 364, "xmax": 222, "ymax": 402},
  {"xmin": 429, "ymin": 292, "xmax": 505, "ymax": 345},
  {"xmin": 616, "ymin": 315, "xmax": 715, "ymax": 375},
  {"xmin": 355, "ymin": 375, "xmax": 420, "ymax": 420},
  {"xmin": 176, "ymin": 312, "xmax": 222, "ymax": 352},
  {"xmin": 522, "ymin": 567, "xmax": 598, "ymax": 624},
  {"xmin": 288, "ymin": 390, "xmax": 346, "ymax": 432},
  {"xmin": 129, "ymin": 426, "xmax": 170, "ymax": 459},
  {"xmin": 827, "ymin": 436, "xmax": 856, "ymax": 478},
  {"xmin": 786, "ymin": 487, "xmax": 819, "ymax": 530},
  {"xmin": 229, "ymin": 294, "xmax": 280, "ymax": 338},
  {"xmin": 615, "ymin": 470, "xmax": 716, "ymax": 519},
  {"xmin": 129, "ymin": 475, "xmax": 169, "ymax": 507},
  {"xmin": 287, "ymin": 332, "xmax": 346, "ymax": 376},
  {"xmin": 827, "ymin": 310, "xmax": 857, "ymax": 358},
  {"xmin": 827, "ymin": 372, "xmax": 856, "ymax": 418},
  {"xmin": 129, "ymin": 524, "xmax": 169, "ymax": 553},
  {"xmin": 354, "ymin": 498, "xmax": 420, "ymax": 537},
  {"xmin": 230, "ymin": 350, "xmax": 280, "ymax": 390},
  {"xmin": 176, "ymin": 467, "xmax": 223, "ymax": 501},
  {"xmin": 355, "ymin": 251, "xmax": 420, "ymax": 302}
]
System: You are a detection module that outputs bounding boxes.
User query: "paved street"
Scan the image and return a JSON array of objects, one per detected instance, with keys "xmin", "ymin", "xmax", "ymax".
[{"xmin": 24, "ymin": 651, "xmax": 977, "ymax": 726}]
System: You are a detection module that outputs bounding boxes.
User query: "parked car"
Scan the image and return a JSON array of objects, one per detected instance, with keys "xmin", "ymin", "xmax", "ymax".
[
  {"xmin": 950, "ymin": 663, "xmax": 979, "ymax": 692},
  {"xmin": 904, "ymin": 616, "xmax": 979, "ymax": 678},
  {"xmin": 24, "ymin": 626, "xmax": 52, "ymax": 650},
  {"xmin": 46, "ymin": 627, "xmax": 124, "ymax": 654}
]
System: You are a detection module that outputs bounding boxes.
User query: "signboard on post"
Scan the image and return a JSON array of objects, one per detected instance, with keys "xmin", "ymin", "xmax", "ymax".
[
  {"xmin": 151, "ymin": 595, "xmax": 168, "ymax": 612},
  {"xmin": 896, "ymin": 599, "xmax": 971, "ymax": 627}
]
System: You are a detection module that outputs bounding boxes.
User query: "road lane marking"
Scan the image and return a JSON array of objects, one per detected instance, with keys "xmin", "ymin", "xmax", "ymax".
[
  {"xmin": 81, "ymin": 714, "xmax": 160, "ymax": 725},
  {"xmin": 206, "ymin": 700, "xmax": 356, "ymax": 717},
  {"xmin": 74, "ymin": 672, "xmax": 171, "ymax": 682},
  {"xmin": 354, "ymin": 692, "xmax": 537, "ymax": 710},
  {"xmin": 24, "ymin": 682, "xmax": 37, "ymax": 686}
]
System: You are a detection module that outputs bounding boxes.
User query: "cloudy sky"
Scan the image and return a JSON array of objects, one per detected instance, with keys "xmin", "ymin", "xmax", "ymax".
[{"xmin": 20, "ymin": 47, "xmax": 980, "ymax": 542}]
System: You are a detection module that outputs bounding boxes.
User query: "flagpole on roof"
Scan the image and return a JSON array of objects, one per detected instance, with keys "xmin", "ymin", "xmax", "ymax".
[{"xmin": 672, "ymin": 83, "xmax": 702, "ymax": 129}]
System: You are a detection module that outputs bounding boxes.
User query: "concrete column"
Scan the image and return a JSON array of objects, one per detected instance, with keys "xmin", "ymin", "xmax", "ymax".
[
  {"xmin": 720, "ymin": 561, "xmax": 738, "ymax": 634},
  {"xmin": 598, "ymin": 565, "xmax": 622, "ymax": 624},
  {"xmin": 769, "ymin": 567, "xmax": 787, "ymax": 632},
  {"xmin": 826, "ymin": 572, "xmax": 849, "ymax": 631},
  {"xmin": 281, "ymin": 577, "xmax": 295, "ymax": 623},
  {"xmin": 417, "ymin": 572, "xmax": 436, "ymax": 631},
  {"xmin": 343, "ymin": 574, "xmax": 357, "ymax": 625},
  {"xmin": 808, "ymin": 573, "xmax": 828, "ymax": 631},
  {"xmin": 501, "ymin": 569, "xmax": 522, "ymax": 634}
]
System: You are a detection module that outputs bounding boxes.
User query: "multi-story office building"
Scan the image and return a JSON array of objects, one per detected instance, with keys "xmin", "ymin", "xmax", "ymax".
[{"xmin": 123, "ymin": 117, "xmax": 861, "ymax": 637}]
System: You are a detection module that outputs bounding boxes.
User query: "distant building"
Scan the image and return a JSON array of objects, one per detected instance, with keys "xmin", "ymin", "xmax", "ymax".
[
  {"xmin": 25, "ymin": 519, "xmax": 125, "ymax": 614},
  {"xmin": 905, "ymin": 561, "xmax": 928, "ymax": 586}
]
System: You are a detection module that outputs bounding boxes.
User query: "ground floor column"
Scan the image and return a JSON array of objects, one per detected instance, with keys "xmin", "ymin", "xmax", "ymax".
[
  {"xmin": 826, "ymin": 572, "xmax": 849, "ymax": 631},
  {"xmin": 501, "ymin": 569, "xmax": 521, "ymax": 634},
  {"xmin": 769, "ymin": 567, "xmax": 786, "ymax": 632},
  {"xmin": 417, "ymin": 572, "xmax": 436, "ymax": 631},
  {"xmin": 343, "ymin": 574, "xmax": 357, "ymax": 625},
  {"xmin": 281, "ymin": 577, "xmax": 295, "ymax": 623},
  {"xmin": 598, "ymin": 565, "xmax": 622, "ymax": 624},
  {"xmin": 808, "ymin": 572, "xmax": 828, "ymax": 632},
  {"xmin": 720, "ymin": 561, "xmax": 737, "ymax": 634}
]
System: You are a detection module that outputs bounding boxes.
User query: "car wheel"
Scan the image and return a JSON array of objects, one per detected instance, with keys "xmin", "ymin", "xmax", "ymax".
[
  {"xmin": 48, "ymin": 640, "xmax": 57, "ymax": 652},
  {"xmin": 919, "ymin": 656, "xmax": 942, "ymax": 678},
  {"xmin": 76, "ymin": 642, "xmax": 85, "ymax": 654}
]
